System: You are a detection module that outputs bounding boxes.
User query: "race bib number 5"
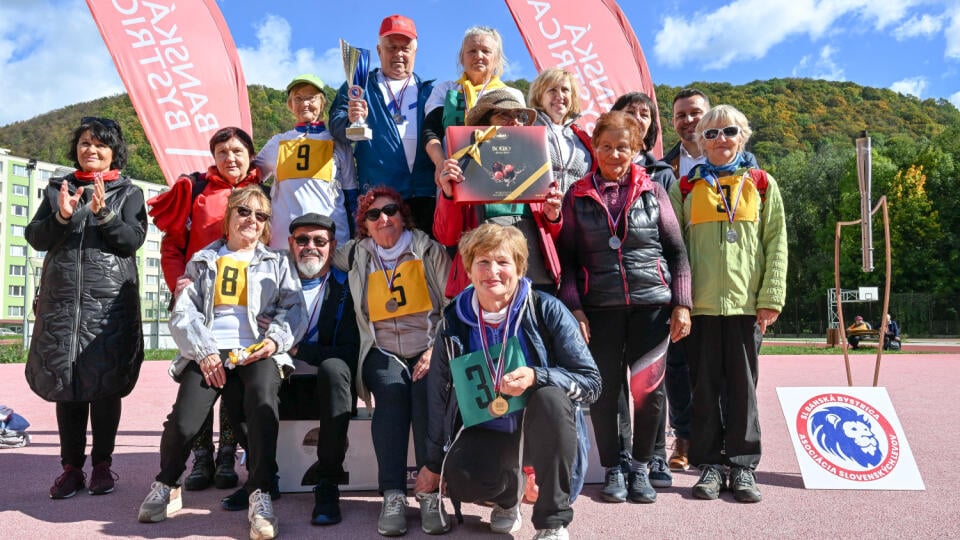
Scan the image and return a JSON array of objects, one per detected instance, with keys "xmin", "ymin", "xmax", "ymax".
[{"xmin": 366, "ymin": 259, "xmax": 433, "ymax": 321}]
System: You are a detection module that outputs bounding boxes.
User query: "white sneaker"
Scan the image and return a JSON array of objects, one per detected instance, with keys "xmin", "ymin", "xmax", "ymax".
[
  {"xmin": 378, "ymin": 490, "xmax": 408, "ymax": 536},
  {"xmin": 137, "ymin": 481, "xmax": 181, "ymax": 523},
  {"xmin": 533, "ymin": 526, "xmax": 569, "ymax": 540},
  {"xmin": 490, "ymin": 503, "xmax": 522, "ymax": 534},
  {"xmin": 248, "ymin": 488, "xmax": 277, "ymax": 540}
]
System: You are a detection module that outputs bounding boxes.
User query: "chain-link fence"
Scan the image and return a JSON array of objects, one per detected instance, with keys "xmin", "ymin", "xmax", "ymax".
[{"xmin": 770, "ymin": 292, "xmax": 958, "ymax": 337}]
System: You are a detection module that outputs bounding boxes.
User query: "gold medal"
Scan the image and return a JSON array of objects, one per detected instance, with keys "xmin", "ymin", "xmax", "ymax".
[{"xmin": 488, "ymin": 395, "xmax": 509, "ymax": 417}]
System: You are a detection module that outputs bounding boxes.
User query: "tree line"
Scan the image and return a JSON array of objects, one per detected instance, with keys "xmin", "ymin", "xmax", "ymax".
[{"xmin": 1, "ymin": 78, "xmax": 957, "ymax": 336}]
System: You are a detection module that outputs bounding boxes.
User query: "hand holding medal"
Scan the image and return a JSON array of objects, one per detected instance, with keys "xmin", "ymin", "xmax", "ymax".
[{"xmin": 499, "ymin": 367, "xmax": 535, "ymax": 396}]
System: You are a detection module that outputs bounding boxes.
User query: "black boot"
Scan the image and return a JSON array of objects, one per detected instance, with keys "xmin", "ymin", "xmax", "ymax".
[
  {"xmin": 183, "ymin": 448, "xmax": 214, "ymax": 491},
  {"xmin": 214, "ymin": 445, "xmax": 239, "ymax": 489},
  {"xmin": 311, "ymin": 479, "xmax": 342, "ymax": 525}
]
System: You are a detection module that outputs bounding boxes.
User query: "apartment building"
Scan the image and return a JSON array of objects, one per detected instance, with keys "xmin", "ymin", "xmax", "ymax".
[{"xmin": 0, "ymin": 148, "xmax": 170, "ymax": 346}]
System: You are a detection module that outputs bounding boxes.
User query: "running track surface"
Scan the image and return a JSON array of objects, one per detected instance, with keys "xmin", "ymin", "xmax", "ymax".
[{"xmin": 1, "ymin": 352, "xmax": 957, "ymax": 539}]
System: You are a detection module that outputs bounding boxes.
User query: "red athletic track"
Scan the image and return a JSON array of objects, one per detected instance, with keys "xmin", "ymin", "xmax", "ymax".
[{"xmin": 2, "ymin": 352, "xmax": 957, "ymax": 539}]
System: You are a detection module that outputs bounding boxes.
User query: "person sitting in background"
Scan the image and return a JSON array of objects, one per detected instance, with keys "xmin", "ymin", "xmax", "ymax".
[
  {"xmin": 256, "ymin": 74, "xmax": 356, "ymax": 244},
  {"xmin": 883, "ymin": 313, "xmax": 901, "ymax": 350},
  {"xmin": 847, "ymin": 315, "xmax": 872, "ymax": 349},
  {"xmin": 285, "ymin": 213, "xmax": 360, "ymax": 526}
]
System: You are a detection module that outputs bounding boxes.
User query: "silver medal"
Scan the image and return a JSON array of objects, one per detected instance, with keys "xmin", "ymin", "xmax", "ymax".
[
  {"xmin": 726, "ymin": 228, "xmax": 739, "ymax": 243},
  {"xmin": 608, "ymin": 236, "xmax": 622, "ymax": 250},
  {"xmin": 386, "ymin": 298, "xmax": 399, "ymax": 312},
  {"xmin": 393, "ymin": 113, "xmax": 406, "ymax": 124}
]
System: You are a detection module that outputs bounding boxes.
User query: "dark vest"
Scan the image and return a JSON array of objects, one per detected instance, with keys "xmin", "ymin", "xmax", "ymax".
[{"xmin": 570, "ymin": 171, "xmax": 672, "ymax": 309}]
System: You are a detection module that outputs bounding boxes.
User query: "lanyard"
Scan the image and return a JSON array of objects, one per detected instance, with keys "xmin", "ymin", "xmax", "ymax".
[
  {"xmin": 375, "ymin": 247, "xmax": 401, "ymax": 293},
  {"xmin": 591, "ymin": 172, "xmax": 629, "ymax": 243},
  {"xmin": 473, "ymin": 295, "xmax": 512, "ymax": 395},
  {"xmin": 717, "ymin": 171, "xmax": 748, "ymax": 225},
  {"xmin": 381, "ymin": 73, "xmax": 412, "ymax": 118},
  {"xmin": 303, "ymin": 272, "xmax": 331, "ymax": 341}
]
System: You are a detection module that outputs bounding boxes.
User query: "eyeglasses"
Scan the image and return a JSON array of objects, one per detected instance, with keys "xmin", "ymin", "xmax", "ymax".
[
  {"xmin": 81, "ymin": 116, "xmax": 121, "ymax": 131},
  {"xmin": 493, "ymin": 110, "xmax": 530, "ymax": 124},
  {"xmin": 701, "ymin": 125, "xmax": 741, "ymax": 140},
  {"xmin": 235, "ymin": 205, "xmax": 271, "ymax": 223},
  {"xmin": 293, "ymin": 95, "xmax": 321, "ymax": 105},
  {"xmin": 293, "ymin": 234, "xmax": 330, "ymax": 247},
  {"xmin": 364, "ymin": 203, "xmax": 401, "ymax": 221}
]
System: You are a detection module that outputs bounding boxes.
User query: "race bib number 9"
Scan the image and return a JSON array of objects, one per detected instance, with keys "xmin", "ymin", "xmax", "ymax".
[
  {"xmin": 450, "ymin": 337, "xmax": 527, "ymax": 428},
  {"xmin": 275, "ymin": 139, "xmax": 334, "ymax": 182},
  {"xmin": 366, "ymin": 259, "xmax": 433, "ymax": 322},
  {"xmin": 689, "ymin": 174, "xmax": 761, "ymax": 226},
  {"xmin": 214, "ymin": 256, "xmax": 248, "ymax": 306}
]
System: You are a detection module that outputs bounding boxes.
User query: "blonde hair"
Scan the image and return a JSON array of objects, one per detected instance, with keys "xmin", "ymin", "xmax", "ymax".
[
  {"xmin": 459, "ymin": 223, "xmax": 528, "ymax": 278},
  {"xmin": 527, "ymin": 68, "xmax": 582, "ymax": 120},
  {"xmin": 695, "ymin": 104, "xmax": 753, "ymax": 151},
  {"xmin": 223, "ymin": 185, "xmax": 272, "ymax": 244}
]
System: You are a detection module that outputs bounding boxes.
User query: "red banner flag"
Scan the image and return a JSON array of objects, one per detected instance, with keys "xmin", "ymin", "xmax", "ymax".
[
  {"xmin": 504, "ymin": 0, "xmax": 661, "ymax": 157},
  {"xmin": 86, "ymin": 0, "xmax": 252, "ymax": 185}
]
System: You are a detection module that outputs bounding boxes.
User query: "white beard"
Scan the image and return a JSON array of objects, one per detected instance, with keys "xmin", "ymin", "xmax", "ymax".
[{"xmin": 296, "ymin": 256, "xmax": 325, "ymax": 277}]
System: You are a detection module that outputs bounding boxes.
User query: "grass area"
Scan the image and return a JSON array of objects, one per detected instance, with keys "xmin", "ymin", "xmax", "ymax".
[
  {"xmin": 0, "ymin": 345, "xmax": 178, "ymax": 363},
  {"xmin": 761, "ymin": 345, "xmax": 912, "ymax": 355}
]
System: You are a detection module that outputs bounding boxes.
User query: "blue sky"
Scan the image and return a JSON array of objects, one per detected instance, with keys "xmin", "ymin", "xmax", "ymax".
[{"xmin": 0, "ymin": 0, "xmax": 957, "ymax": 127}]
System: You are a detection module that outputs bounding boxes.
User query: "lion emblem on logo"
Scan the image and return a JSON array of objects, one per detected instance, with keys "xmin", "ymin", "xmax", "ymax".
[{"xmin": 810, "ymin": 406, "xmax": 883, "ymax": 468}]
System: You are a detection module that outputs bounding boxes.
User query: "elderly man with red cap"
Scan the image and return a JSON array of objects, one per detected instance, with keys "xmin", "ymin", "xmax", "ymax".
[{"xmin": 329, "ymin": 14, "xmax": 438, "ymax": 236}]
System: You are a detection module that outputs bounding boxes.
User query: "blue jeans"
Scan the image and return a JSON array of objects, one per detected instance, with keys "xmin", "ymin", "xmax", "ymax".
[{"xmin": 362, "ymin": 348, "xmax": 428, "ymax": 492}]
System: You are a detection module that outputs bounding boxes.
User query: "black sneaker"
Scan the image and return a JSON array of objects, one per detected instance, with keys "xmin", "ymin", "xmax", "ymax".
[
  {"xmin": 692, "ymin": 465, "xmax": 726, "ymax": 500},
  {"xmin": 627, "ymin": 468, "xmax": 657, "ymax": 503},
  {"xmin": 184, "ymin": 448, "xmax": 215, "ymax": 491},
  {"xmin": 311, "ymin": 479, "xmax": 342, "ymax": 525},
  {"xmin": 647, "ymin": 456, "xmax": 673, "ymax": 488},
  {"xmin": 221, "ymin": 475, "xmax": 282, "ymax": 511},
  {"xmin": 214, "ymin": 445, "xmax": 239, "ymax": 489},
  {"xmin": 729, "ymin": 466, "xmax": 762, "ymax": 503},
  {"xmin": 600, "ymin": 467, "xmax": 627, "ymax": 503}
]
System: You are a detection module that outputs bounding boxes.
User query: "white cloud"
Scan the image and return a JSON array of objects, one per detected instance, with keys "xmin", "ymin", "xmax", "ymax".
[
  {"xmin": 949, "ymin": 91, "xmax": 960, "ymax": 109},
  {"xmin": 946, "ymin": 5, "xmax": 960, "ymax": 59},
  {"xmin": 792, "ymin": 45, "xmax": 845, "ymax": 80},
  {"xmin": 890, "ymin": 76, "xmax": 927, "ymax": 96},
  {"xmin": 892, "ymin": 14, "xmax": 943, "ymax": 40},
  {"xmin": 0, "ymin": 1, "xmax": 123, "ymax": 126},
  {"xmin": 653, "ymin": 0, "xmax": 925, "ymax": 69},
  {"xmin": 236, "ymin": 15, "xmax": 346, "ymax": 91}
]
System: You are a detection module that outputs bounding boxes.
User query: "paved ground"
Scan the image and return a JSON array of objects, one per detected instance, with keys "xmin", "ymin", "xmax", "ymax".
[{"xmin": 1, "ymin": 350, "xmax": 958, "ymax": 539}]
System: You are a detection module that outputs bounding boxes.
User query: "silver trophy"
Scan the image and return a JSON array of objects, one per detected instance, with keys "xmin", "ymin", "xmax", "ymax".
[{"xmin": 340, "ymin": 38, "xmax": 373, "ymax": 141}]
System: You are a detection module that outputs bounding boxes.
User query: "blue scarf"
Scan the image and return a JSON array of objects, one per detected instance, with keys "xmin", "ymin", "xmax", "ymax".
[
  {"xmin": 301, "ymin": 276, "xmax": 323, "ymax": 290},
  {"xmin": 697, "ymin": 152, "xmax": 751, "ymax": 186}
]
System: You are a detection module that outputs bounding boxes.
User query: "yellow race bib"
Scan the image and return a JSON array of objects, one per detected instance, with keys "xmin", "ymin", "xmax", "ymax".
[
  {"xmin": 367, "ymin": 259, "xmax": 433, "ymax": 322},
  {"xmin": 275, "ymin": 139, "xmax": 334, "ymax": 182},
  {"xmin": 689, "ymin": 173, "xmax": 761, "ymax": 226},
  {"xmin": 214, "ymin": 256, "xmax": 248, "ymax": 306}
]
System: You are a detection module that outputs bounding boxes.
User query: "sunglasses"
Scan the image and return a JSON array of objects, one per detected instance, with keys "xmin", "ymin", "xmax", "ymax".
[
  {"xmin": 235, "ymin": 205, "xmax": 271, "ymax": 223},
  {"xmin": 493, "ymin": 110, "xmax": 530, "ymax": 124},
  {"xmin": 293, "ymin": 234, "xmax": 330, "ymax": 247},
  {"xmin": 701, "ymin": 125, "xmax": 741, "ymax": 140},
  {"xmin": 364, "ymin": 203, "xmax": 401, "ymax": 222},
  {"xmin": 81, "ymin": 116, "xmax": 121, "ymax": 131}
]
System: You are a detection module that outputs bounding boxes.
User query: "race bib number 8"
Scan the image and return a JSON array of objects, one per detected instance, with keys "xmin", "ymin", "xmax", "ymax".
[
  {"xmin": 450, "ymin": 337, "xmax": 527, "ymax": 428},
  {"xmin": 275, "ymin": 139, "xmax": 334, "ymax": 182},
  {"xmin": 214, "ymin": 256, "xmax": 248, "ymax": 306},
  {"xmin": 366, "ymin": 259, "xmax": 433, "ymax": 321},
  {"xmin": 689, "ymin": 174, "xmax": 761, "ymax": 226}
]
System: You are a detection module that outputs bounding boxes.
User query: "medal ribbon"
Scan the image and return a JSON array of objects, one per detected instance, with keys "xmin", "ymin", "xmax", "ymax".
[
  {"xmin": 303, "ymin": 271, "xmax": 332, "ymax": 341},
  {"xmin": 473, "ymin": 293, "xmax": 512, "ymax": 395},
  {"xmin": 381, "ymin": 73, "xmax": 411, "ymax": 119},
  {"xmin": 717, "ymin": 171, "xmax": 748, "ymax": 226},
  {"xmin": 591, "ymin": 172, "xmax": 629, "ymax": 245},
  {"xmin": 374, "ymin": 247, "xmax": 401, "ymax": 296}
]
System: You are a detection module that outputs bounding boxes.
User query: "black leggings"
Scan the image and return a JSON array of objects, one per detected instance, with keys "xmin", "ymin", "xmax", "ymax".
[{"xmin": 56, "ymin": 394, "xmax": 123, "ymax": 468}]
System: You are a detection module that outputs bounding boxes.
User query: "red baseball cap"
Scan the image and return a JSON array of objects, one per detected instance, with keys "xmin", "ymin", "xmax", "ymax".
[{"xmin": 379, "ymin": 14, "xmax": 417, "ymax": 39}]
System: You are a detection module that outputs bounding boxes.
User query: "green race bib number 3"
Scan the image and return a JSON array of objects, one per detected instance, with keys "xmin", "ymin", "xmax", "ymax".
[{"xmin": 450, "ymin": 336, "xmax": 527, "ymax": 428}]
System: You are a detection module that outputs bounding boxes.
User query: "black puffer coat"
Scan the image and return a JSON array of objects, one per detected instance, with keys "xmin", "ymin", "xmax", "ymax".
[{"xmin": 25, "ymin": 174, "xmax": 146, "ymax": 402}]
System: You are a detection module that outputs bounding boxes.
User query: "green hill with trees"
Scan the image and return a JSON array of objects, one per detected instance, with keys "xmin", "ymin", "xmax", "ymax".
[{"xmin": 0, "ymin": 78, "xmax": 957, "ymax": 336}]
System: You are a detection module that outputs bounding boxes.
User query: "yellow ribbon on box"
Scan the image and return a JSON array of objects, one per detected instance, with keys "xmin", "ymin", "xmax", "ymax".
[
  {"xmin": 503, "ymin": 161, "xmax": 551, "ymax": 202},
  {"xmin": 450, "ymin": 126, "xmax": 499, "ymax": 167}
]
